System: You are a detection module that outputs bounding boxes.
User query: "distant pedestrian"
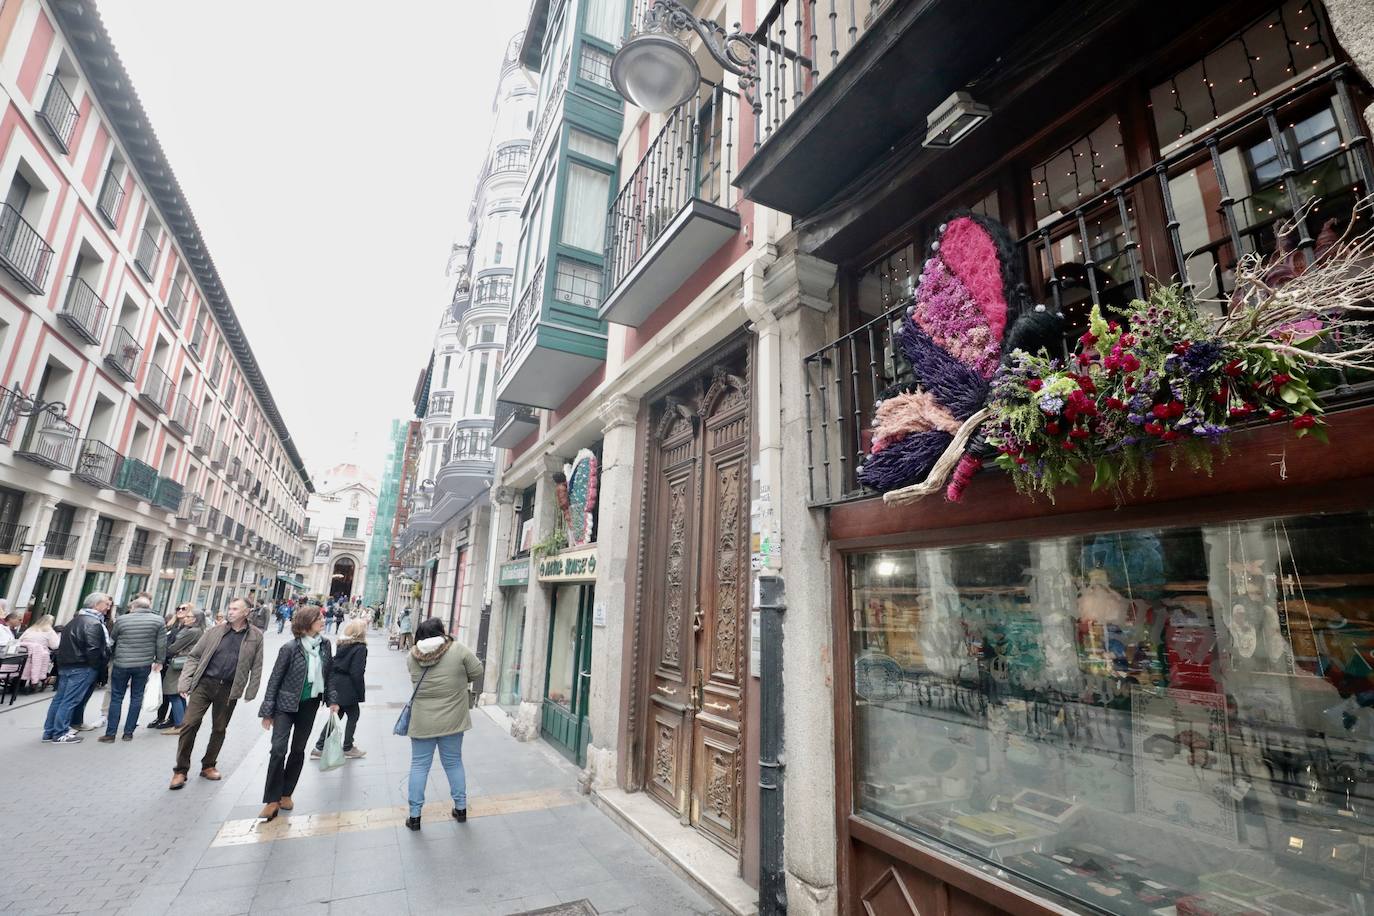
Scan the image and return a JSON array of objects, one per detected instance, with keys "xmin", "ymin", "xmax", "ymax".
[
  {"xmin": 42, "ymin": 593, "xmax": 113, "ymax": 744},
  {"xmin": 312, "ymin": 618, "xmax": 368, "ymax": 761},
  {"xmin": 150, "ymin": 607, "xmax": 204, "ymax": 729},
  {"xmin": 101, "ymin": 595, "xmax": 167, "ymax": 742},
  {"xmin": 398, "ymin": 608, "xmax": 413, "ymax": 650},
  {"xmin": 18, "ymin": 613, "xmax": 60, "ymax": 689},
  {"xmin": 256, "ymin": 605, "xmax": 338, "ymax": 821},
  {"xmin": 0, "ymin": 601, "xmax": 19, "ymax": 651},
  {"xmin": 168, "ymin": 598, "xmax": 264, "ymax": 790},
  {"xmin": 402, "ymin": 617, "xmax": 483, "ymax": 831}
]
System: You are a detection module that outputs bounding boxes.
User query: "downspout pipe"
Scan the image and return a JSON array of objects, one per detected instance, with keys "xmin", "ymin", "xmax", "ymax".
[{"xmin": 757, "ymin": 574, "xmax": 787, "ymax": 915}]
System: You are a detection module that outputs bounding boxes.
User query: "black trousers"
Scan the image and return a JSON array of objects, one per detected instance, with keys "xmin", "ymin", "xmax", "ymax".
[
  {"xmin": 315, "ymin": 703, "xmax": 360, "ymax": 751},
  {"xmin": 263, "ymin": 697, "xmax": 321, "ymax": 803}
]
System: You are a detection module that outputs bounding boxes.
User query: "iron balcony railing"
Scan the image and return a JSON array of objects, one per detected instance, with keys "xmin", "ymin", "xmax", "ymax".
[
  {"xmin": 170, "ymin": 393, "xmax": 197, "ymax": 435},
  {"xmin": 97, "ymin": 166, "xmax": 124, "ymax": 228},
  {"xmin": 127, "ymin": 537, "xmax": 149, "ymax": 567},
  {"xmin": 532, "ymin": 56, "xmax": 570, "ymax": 155},
  {"xmin": 491, "ymin": 143, "xmax": 530, "ymax": 177},
  {"xmin": 89, "ymin": 535, "xmax": 121, "ymax": 564},
  {"xmin": 449, "ymin": 426, "xmax": 494, "ymax": 462},
  {"xmin": 207, "ymin": 507, "xmax": 222, "ymax": 533},
  {"xmin": 166, "ymin": 281, "xmax": 188, "ymax": 327},
  {"xmin": 152, "ymin": 477, "xmax": 183, "ymax": 513},
  {"xmin": 228, "ymin": 456, "xmax": 241, "ymax": 483},
  {"xmin": 134, "ymin": 227, "xmax": 160, "ymax": 281},
  {"xmin": 747, "ymin": 0, "xmax": 878, "ymax": 152},
  {"xmin": 474, "ymin": 274, "xmax": 514, "ymax": 307},
  {"xmin": 221, "ymin": 515, "xmax": 234, "ymax": 539},
  {"xmin": 189, "ymin": 318, "xmax": 206, "ymax": 358},
  {"xmin": 508, "ymin": 262, "xmax": 544, "ymax": 353},
  {"xmin": 105, "ymin": 325, "xmax": 141, "ymax": 381},
  {"xmin": 428, "ymin": 393, "xmax": 453, "ymax": 417},
  {"xmin": 235, "ymin": 523, "xmax": 245, "ymax": 543},
  {"xmin": 180, "ymin": 494, "xmax": 206, "ymax": 526},
  {"xmin": 115, "ymin": 457, "xmax": 159, "ymax": 502},
  {"xmin": 212, "ymin": 442, "xmax": 229, "ymax": 469},
  {"xmin": 36, "ymin": 74, "xmax": 79, "ymax": 153},
  {"xmin": 140, "ymin": 363, "xmax": 174, "ymax": 414},
  {"xmin": 605, "ymin": 81, "xmax": 739, "ymax": 301},
  {"xmin": 43, "ymin": 530, "xmax": 76, "ymax": 561},
  {"xmin": 194, "ymin": 423, "xmax": 213, "ymax": 455},
  {"xmin": 15, "ymin": 410, "xmax": 79, "ymax": 470},
  {"xmin": 801, "ymin": 65, "xmax": 1374, "ymax": 506},
  {"xmin": 0, "ymin": 523, "xmax": 28, "ymax": 554},
  {"xmin": 0, "ymin": 202, "xmax": 54, "ymax": 294},
  {"xmin": 73, "ymin": 438, "xmax": 121, "ymax": 489},
  {"xmin": 0, "ymin": 384, "xmax": 20, "ymax": 444},
  {"xmin": 208, "ymin": 352, "xmax": 223, "ymax": 389},
  {"xmin": 59, "ymin": 277, "xmax": 109, "ymax": 345}
]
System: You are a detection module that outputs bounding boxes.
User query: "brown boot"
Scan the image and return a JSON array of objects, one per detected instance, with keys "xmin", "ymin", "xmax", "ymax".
[
  {"xmin": 168, "ymin": 773, "xmax": 187, "ymax": 791},
  {"xmin": 200, "ymin": 767, "xmax": 223, "ymax": 781},
  {"xmin": 278, "ymin": 796, "xmax": 294, "ymax": 811},
  {"xmin": 258, "ymin": 802, "xmax": 279, "ymax": 822}
]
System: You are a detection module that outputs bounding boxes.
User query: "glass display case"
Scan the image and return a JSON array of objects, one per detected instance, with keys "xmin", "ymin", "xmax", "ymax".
[{"xmin": 850, "ymin": 510, "xmax": 1373, "ymax": 916}]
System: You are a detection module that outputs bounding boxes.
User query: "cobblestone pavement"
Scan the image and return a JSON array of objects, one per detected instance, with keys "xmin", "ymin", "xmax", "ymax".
[{"xmin": 0, "ymin": 628, "xmax": 720, "ymax": 915}]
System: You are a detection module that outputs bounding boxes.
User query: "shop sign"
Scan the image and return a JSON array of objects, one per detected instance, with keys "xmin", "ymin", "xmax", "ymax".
[
  {"xmin": 537, "ymin": 545, "xmax": 598, "ymax": 583},
  {"xmin": 498, "ymin": 558, "xmax": 530, "ymax": 587}
]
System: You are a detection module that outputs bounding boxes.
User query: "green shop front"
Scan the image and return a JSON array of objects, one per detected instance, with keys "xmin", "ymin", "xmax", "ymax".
[
  {"xmin": 538, "ymin": 543, "xmax": 597, "ymax": 766},
  {"xmin": 495, "ymin": 557, "xmax": 530, "ymax": 710}
]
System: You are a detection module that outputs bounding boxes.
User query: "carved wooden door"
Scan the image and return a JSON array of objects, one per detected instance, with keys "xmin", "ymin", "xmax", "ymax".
[{"xmin": 642, "ymin": 357, "xmax": 750, "ymax": 856}]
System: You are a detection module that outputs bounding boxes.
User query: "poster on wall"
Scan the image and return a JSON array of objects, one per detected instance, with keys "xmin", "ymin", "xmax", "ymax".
[
  {"xmin": 1131, "ymin": 686, "xmax": 1237, "ymax": 841},
  {"xmin": 314, "ymin": 540, "xmax": 332, "ymax": 563}
]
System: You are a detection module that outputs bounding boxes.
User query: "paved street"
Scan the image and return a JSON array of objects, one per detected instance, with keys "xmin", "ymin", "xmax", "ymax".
[{"xmin": 0, "ymin": 629, "xmax": 720, "ymax": 916}]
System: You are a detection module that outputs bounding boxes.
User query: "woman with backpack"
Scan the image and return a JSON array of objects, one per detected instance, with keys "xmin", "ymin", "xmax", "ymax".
[{"xmin": 311, "ymin": 617, "xmax": 368, "ymax": 760}]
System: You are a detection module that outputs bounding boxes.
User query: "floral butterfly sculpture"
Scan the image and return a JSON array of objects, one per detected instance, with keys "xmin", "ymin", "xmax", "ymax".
[
  {"xmin": 857, "ymin": 212, "xmax": 1063, "ymax": 502},
  {"xmin": 562, "ymin": 448, "xmax": 599, "ymax": 547}
]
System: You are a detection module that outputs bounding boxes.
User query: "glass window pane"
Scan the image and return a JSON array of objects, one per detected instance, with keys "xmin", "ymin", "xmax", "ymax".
[
  {"xmin": 546, "ymin": 585, "xmax": 581, "ymax": 707},
  {"xmin": 561, "ymin": 163, "xmax": 611, "ymax": 253},
  {"xmin": 849, "ymin": 510, "xmax": 1374, "ymax": 916},
  {"xmin": 583, "ymin": 0, "xmax": 626, "ymax": 44},
  {"xmin": 569, "ymin": 129, "xmax": 617, "ymax": 163}
]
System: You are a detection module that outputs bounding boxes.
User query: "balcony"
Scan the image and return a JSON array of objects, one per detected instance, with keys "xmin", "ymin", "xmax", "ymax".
[
  {"xmin": 88, "ymin": 535, "xmax": 121, "ymax": 564},
  {"xmin": 434, "ymin": 425, "xmax": 495, "ymax": 505},
  {"xmin": 170, "ymin": 393, "xmax": 197, "ymax": 435},
  {"xmin": 152, "ymin": 476, "xmax": 183, "ymax": 513},
  {"xmin": 105, "ymin": 326, "xmax": 141, "ymax": 381},
  {"xmin": 601, "ymin": 83, "xmax": 741, "ymax": 327},
  {"xmin": 43, "ymin": 530, "xmax": 76, "ymax": 561},
  {"xmin": 428, "ymin": 393, "xmax": 453, "ymax": 418},
  {"xmin": 228, "ymin": 456, "xmax": 241, "ymax": 484},
  {"xmin": 497, "ymin": 260, "xmax": 607, "ymax": 409},
  {"xmin": 36, "ymin": 74, "xmax": 79, "ymax": 153},
  {"xmin": 177, "ymin": 492, "xmax": 206, "ymax": 526},
  {"xmin": 166, "ymin": 282, "xmax": 187, "ymax": 328},
  {"xmin": 139, "ymin": 363, "xmax": 174, "ymax": 414},
  {"xmin": 194, "ymin": 423, "xmax": 213, "ymax": 456},
  {"xmin": 15, "ymin": 410, "xmax": 79, "ymax": 470},
  {"xmin": 0, "ymin": 203, "xmax": 54, "ymax": 294},
  {"xmin": 127, "ymin": 538, "xmax": 149, "ymax": 567},
  {"xmin": 531, "ymin": 55, "xmax": 570, "ymax": 157},
  {"xmin": 207, "ymin": 507, "xmax": 222, "ymax": 533},
  {"xmin": 212, "ymin": 442, "xmax": 228, "ymax": 469},
  {"xmin": 0, "ymin": 522, "xmax": 29, "ymax": 554},
  {"xmin": 97, "ymin": 166, "xmax": 124, "ymax": 228},
  {"xmin": 189, "ymin": 318, "xmax": 206, "ymax": 358},
  {"xmin": 0, "ymin": 384, "xmax": 17, "ymax": 444},
  {"xmin": 115, "ymin": 457, "xmax": 159, "ymax": 502},
  {"xmin": 134, "ymin": 227, "xmax": 160, "ymax": 282},
  {"xmin": 208, "ymin": 352, "xmax": 223, "ymax": 389},
  {"xmin": 492, "ymin": 400, "xmax": 539, "ymax": 448},
  {"xmin": 234, "ymin": 522, "xmax": 245, "ymax": 543},
  {"xmin": 221, "ymin": 515, "xmax": 234, "ymax": 539},
  {"xmin": 473, "ymin": 272, "xmax": 514, "ymax": 309},
  {"xmin": 58, "ymin": 277, "xmax": 110, "ymax": 346},
  {"xmin": 73, "ymin": 438, "xmax": 121, "ymax": 489}
]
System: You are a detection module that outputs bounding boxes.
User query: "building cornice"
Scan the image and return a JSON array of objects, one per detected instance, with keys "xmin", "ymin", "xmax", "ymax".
[{"xmin": 50, "ymin": 0, "xmax": 313, "ymax": 493}]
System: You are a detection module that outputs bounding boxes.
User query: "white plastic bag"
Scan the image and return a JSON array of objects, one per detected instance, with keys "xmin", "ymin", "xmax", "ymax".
[
  {"xmin": 319, "ymin": 711, "xmax": 345, "ymax": 771},
  {"xmin": 142, "ymin": 678, "xmax": 163, "ymax": 715}
]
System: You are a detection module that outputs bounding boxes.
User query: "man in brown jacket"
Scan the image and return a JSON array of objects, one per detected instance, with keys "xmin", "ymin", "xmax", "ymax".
[{"xmin": 168, "ymin": 597, "xmax": 264, "ymax": 790}]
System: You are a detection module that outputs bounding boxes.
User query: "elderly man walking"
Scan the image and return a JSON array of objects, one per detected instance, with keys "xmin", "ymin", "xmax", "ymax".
[
  {"xmin": 41, "ymin": 593, "xmax": 113, "ymax": 744},
  {"xmin": 100, "ymin": 595, "xmax": 167, "ymax": 743},
  {"xmin": 168, "ymin": 597, "xmax": 264, "ymax": 789}
]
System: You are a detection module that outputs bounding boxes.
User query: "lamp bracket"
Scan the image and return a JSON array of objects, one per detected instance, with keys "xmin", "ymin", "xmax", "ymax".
[
  {"xmin": 8, "ymin": 381, "xmax": 68, "ymax": 420},
  {"xmin": 639, "ymin": 0, "xmax": 758, "ymax": 104}
]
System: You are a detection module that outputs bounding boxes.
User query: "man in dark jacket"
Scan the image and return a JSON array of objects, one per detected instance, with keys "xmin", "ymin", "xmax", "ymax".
[
  {"xmin": 42, "ymin": 593, "xmax": 113, "ymax": 743},
  {"xmin": 101, "ymin": 595, "xmax": 167, "ymax": 742},
  {"xmin": 168, "ymin": 597, "xmax": 264, "ymax": 789}
]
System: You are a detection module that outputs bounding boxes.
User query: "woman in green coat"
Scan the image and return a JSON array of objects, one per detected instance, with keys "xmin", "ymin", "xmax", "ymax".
[{"xmin": 403, "ymin": 617, "xmax": 483, "ymax": 831}]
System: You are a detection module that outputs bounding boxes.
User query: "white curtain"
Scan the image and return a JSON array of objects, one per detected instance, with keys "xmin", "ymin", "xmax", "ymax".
[
  {"xmin": 584, "ymin": 0, "xmax": 626, "ymax": 44},
  {"xmin": 561, "ymin": 164, "xmax": 610, "ymax": 254}
]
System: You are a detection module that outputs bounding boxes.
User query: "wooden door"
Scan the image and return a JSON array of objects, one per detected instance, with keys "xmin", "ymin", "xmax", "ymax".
[{"xmin": 641, "ymin": 357, "xmax": 751, "ymax": 855}]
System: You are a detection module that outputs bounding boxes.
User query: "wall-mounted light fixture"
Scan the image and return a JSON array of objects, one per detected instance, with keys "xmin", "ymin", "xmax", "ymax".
[
  {"xmin": 610, "ymin": 0, "xmax": 757, "ymax": 114},
  {"xmin": 923, "ymin": 91, "xmax": 992, "ymax": 149}
]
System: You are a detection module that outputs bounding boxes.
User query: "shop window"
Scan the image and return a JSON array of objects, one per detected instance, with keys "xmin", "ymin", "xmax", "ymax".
[{"xmin": 848, "ymin": 510, "xmax": 1374, "ymax": 915}]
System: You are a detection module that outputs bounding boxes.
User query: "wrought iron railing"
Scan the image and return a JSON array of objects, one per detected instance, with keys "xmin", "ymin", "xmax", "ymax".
[
  {"xmin": 605, "ymin": 81, "xmax": 739, "ymax": 300},
  {"xmin": 15, "ymin": 410, "xmax": 79, "ymax": 470},
  {"xmin": 0, "ymin": 522, "xmax": 28, "ymax": 554},
  {"xmin": 475, "ymin": 274, "xmax": 514, "ymax": 306},
  {"xmin": 104, "ymin": 325, "xmax": 141, "ymax": 381},
  {"xmin": 153, "ymin": 476, "xmax": 184, "ymax": 513},
  {"xmin": 801, "ymin": 66, "xmax": 1374, "ymax": 506},
  {"xmin": 89, "ymin": 535, "xmax": 121, "ymax": 564},
  {"xmin": 428, "ymin": 393, "xmax": 453, "ymax": 417},
  {"xmin": 0, "ymin": 202, "xmax": 54, "ymax": 294},
  {"xmin": 127, "ymin": 537, "xmax": 150, "ymax": 567},
  {"xmin": 221, "ymin": 514, "xmax": 234, "ymax": 538},
  {"xmin": 166, "ymin": 281, "xmax": 187, "ymax": 327},
  {"xmin": 195, "ymin": 423, "xmax": 213, "ymax": 455},
  {"xmin": 189, "ymin": 318, "xmax": 206, "ymax": 357},
  {"xmin": 208, "ymin": 352, "xmax": 223, "ymax": 389},
  {"xmin": 134, "ymin": 227, "xmax": 160, "ymax": 281},
  {"xmin": 207, "ymin": 507, "xmax": 222, "ymax": 533},
  {"xmin": 491, "ymin": 143, "xmax": 531, "ymax": 177},
  {"xmin": 73, "ymin": 438, "xmax": 121, "ymax": 488},
  {"xmin": 508, "ymin": 262, "xmax": 544, "ymax": 352},
  {"xmin": 449, "ymin": 426, "xmax": 494, "ymax": 462},
  {"xmin": 213, "ymin": 442, "xmax": 228, "ymax": 468},
  {"xmin": 97, "ymin": 166, "xmax": 124, "ymax": 228},
  {"xmin": 140, "ymin": 363, "xmax": 174, "ymax": 414},
  {"xmin": 171, "ymin": 393, "xmax": 197, "ymax": 434},
  {"xmin": 0, "ymin": 384, "xmax": 20, "ymax": 444},
  {"xmin": 37, "ymin": 74, "xmax": 79, "ymax": 152},
  {"xmin": 58, "ymin": 277, "xmax": 109, "ymax": 345},
  {"xmin": 43, "ymin": 530, "xmax": 76, "ymax": 560},
  {"xmin": 532, "ymin": 56, "xmax": 570, "ymax": 154},
  {"xmin": 115, "ymin": 457, "xmax": 159, "ymax": 502}
]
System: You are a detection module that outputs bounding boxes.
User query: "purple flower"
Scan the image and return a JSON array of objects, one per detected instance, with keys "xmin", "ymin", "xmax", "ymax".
[
  {"xmin": 1127, "ymin": 413, "xmax": 1145, "ymax": 426},
  {"xmin": 1039, "ymin": 394, "xmax": 1064, "ymax": 414}
]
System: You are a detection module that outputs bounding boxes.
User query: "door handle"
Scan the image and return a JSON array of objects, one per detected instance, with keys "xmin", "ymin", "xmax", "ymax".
[
  {"xmin": 691, "ymin": 606, "xmax": 703, "ymax": 634},
  {"xmin": 691, "ymin": 668, "xmax": 704, "ymax": 711}
]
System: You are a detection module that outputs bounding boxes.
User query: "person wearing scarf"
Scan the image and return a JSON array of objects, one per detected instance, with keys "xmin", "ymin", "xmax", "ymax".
[{"xmin": 256, "ymin": 605, "xmax": 337, "ymax": 821}]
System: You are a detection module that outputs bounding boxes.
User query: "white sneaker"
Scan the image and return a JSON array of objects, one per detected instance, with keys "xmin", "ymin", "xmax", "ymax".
[
  {"xmin": 74, "ymin": 722, "xmax": 96, "ymax": 732},
  {"xmin": 53, "ymin": 733, "xmax": 83, "ymax": 744}
]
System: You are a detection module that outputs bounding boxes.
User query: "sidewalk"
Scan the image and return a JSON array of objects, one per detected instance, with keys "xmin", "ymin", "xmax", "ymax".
[{"xmin": 0, "ymin": 628, "xmax": 720, "ymax": 915}]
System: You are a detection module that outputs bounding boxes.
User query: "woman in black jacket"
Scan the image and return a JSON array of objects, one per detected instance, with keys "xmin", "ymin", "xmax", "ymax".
[
  {"xmin": 256, "ymin": 605, "xmax": 338, "ymax": 821},
  {"xmin": 312, "ymin": 617, "xmax": 368, "ymax": 759}
]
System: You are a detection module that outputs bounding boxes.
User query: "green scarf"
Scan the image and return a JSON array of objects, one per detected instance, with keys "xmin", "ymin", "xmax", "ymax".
[{"xmin": 300, "ymin": 634, "xmax": 323, "ymax": 700}]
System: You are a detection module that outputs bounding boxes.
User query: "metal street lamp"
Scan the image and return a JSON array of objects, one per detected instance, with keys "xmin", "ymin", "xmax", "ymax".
[{"xmin": 610, "ymin": 0, "xmax": 756, "ymax": 113}]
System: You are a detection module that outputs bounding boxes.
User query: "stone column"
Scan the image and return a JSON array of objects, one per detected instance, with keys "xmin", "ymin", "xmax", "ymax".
[
  {"xmin": 200, "ymin": 549, "xmax": 222, "ymax": 610},
  {"xmin": 459, "ymin": 505, "xmax": 492, "ymax": 651},
  {"xmin": 480, "ymin": 485, "xmax": 518, "ymax": 703},
  {"xmin": 109, "ymin": 520, "xmax": 136, "ymax": 607},
  {"xmin": 146, "ymin": 535, "xmax": 171, "ymax": 611},
  {"xmin": 8, "ymin": 495, "xmax": 58, "ymax": 613},
  {"xmin": 759, "ymin": 249, "xmax": 840, "ymax": 916},
  {"xmin": 56, "ymin": 507, "xmax": 101, "ymax": 619},
  {"xmin": 581, "ymin": 393, "xmax": 640, "ymax": 791},
  {"xmin": 511, "ymin": 452, "xmax": 566, "ymax": 741},
  {"xmin": 1323, "ymin": 1, "xmax": 1374, "ymax": 132}
]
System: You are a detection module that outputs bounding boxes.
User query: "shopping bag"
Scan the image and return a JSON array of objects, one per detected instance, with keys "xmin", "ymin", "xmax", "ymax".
[
  {"xmin": 142, "ymin": 679, "xmax": 163, "ymax": 715},
  {"xmin": 319, "ymin": 712, "xmax": 346, "ymax": 771}
]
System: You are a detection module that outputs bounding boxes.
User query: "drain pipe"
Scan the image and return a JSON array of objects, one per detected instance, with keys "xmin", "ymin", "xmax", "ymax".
[{"xmin": 757, "ymin": 574, "xmax": 787, "ymax": 915}]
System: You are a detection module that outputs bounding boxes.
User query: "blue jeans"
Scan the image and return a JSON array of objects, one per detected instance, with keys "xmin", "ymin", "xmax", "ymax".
[
  {"xmin": 168, "ymin": 693, "xmax": 187, "ymax": 726},
  {"xmin": 106, "ymin": 665, "xmax": 152, "ymax": 736},
  {"xmin": 43, "ymin": 666, "xmax": 98, "ymax": 740},
  {"xmin": 407, "ymin": 732, "xmax": 466, "ymax": 816}
]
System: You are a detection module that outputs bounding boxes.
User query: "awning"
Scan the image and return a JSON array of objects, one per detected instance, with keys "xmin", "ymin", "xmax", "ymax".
[{"xmin": 276, "ymin": 574, "xmax": 305, "ymax": 588}]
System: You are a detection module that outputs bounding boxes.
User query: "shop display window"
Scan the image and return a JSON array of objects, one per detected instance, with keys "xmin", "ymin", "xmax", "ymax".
[
  {"xmin": 850, "ymin": 510, "xmax": 1373, "ymax": 916},
  {"xmin": 545, "ymin": 584, "xmax": 580, "ymax": 707}
]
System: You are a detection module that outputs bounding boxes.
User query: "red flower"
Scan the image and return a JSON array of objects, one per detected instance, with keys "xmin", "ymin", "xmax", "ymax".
[
  {"xmin": 1229, "ymin": 404, "xmax": 1254, "ymax": 417},
  {"xmin": 1014, "ymin": 456, "xmax": 1028, "ymax": 465},
  {"xmin": 1162, "ymin": 430, "xmax": 1183, "ymax": 442},
  {"xmin": 1106, "ymin": 397, "xmax": 1126, "ymax": 410},
  {"xmin": 1120, "ymin": 334, "xmax": 1137, "ymax": 347},
  {"xmin": 1076, "ymin": 353, "xmax": 1093, "ymax": 366},
  {"xmin": 1079, "ymin": 331, "xmax": 1098, "ymax": 347},
  {"xmin": 1223, "ymin": 359, "xmax": 1244, "ymax": 377},
  {"xmin": 1077, "ymin": 376, "xmax": 1097, "ymax": 394},
  {"xmin": 1268, "ymin": 409, "xmax": 1286, "ymax": 421},
  {"xmin": 1209, "ymin": 391, "xmax": 1228, "ymax": 405},
  {"xmin": 1271, "ymin": 373, "xmax": 1292, "ymax": 388},
  {"xmin": 1292, "ymin": 414, "xmax": 1316, "ymax": 430},
  {"xmin": 1061, "ymin": 439, "xmax": 1077, "ymax": 451},
  {"xmin": 1045, "ymin": 421, "xmax": 1061, "ymax": 435},
  {"xmin": 1167, "ymin": 402, "xmax": 1186, "ymax": 419},
  {"xmin": 1070, "ymin": 427, "xmax": 1091, "ymax": 439},
  {"xmin": 1144, "ymin": 422, "xmax": 1165, "ymax": 437},
  {"xmin": 1121, "ymin": 354, "xmax": 1141, "ymax": 372},
  {"xmin": 1026, "ymin": 378, "xmax": 1043, "ymax": 392},
  {"xmin": 1108, "ymin": 321, "xmax": 1120, "ymax": 331},
  {"xmin": 1172, "ymin": 341, "xmax": 1190, "ymax": 354}
]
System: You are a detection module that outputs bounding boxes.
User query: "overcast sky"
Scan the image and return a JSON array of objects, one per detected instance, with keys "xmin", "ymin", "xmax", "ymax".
[{"xmin": 99, "ymin": 0, "xmax": 530, "ymax": 483}]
